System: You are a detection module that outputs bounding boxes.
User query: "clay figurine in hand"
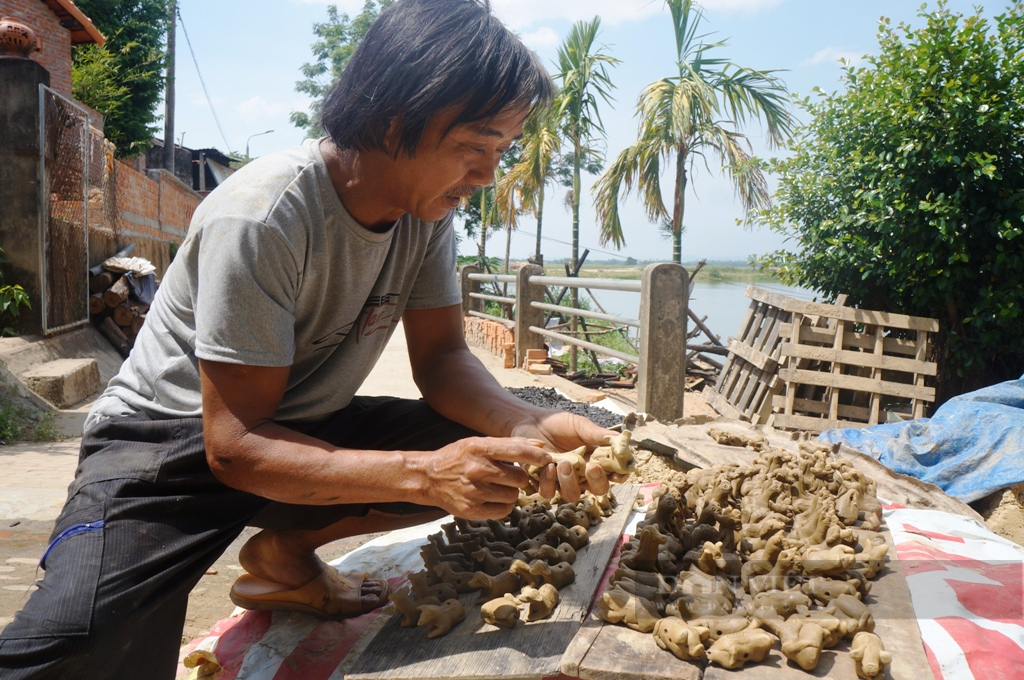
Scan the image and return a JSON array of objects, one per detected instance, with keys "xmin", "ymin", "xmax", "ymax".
[
  {"xmin": 597, "ymin": 585, "xmax": 661, "ymax": 633},
  {"xmin": 590, "ymin": 430, "xmax": 637, "ymax": 476},
  {"xmin": 480, "ymin": 594, "xmax": 521, "ymax": 629},
  {"xmin": 850, "ymin": 631, "xmax": 892, "ymax": 680},
  {"xmin": 417, "ymin": 598, "xmax": 466, "ymax": 638},
  {"xmin": 389, "ymin": 586, "xmax": 441, "ymax": 627},
  {"xmin": 705, "ymin": 624, "xmax": 778, "ymax": 669},
  {"xmin": 525, "ymin": 446, "xmax": 588, "ymax": 484},
  {"xmin": 652, "ymin": 617, "xmax": 710, "ymax": 661},
  {"xmin": 517, "ymin": 583, "xmax": 560, "ymax": 621},
  {"xmin": 468, "ymin": 570, "xmax": 520, "ymax": 604}
]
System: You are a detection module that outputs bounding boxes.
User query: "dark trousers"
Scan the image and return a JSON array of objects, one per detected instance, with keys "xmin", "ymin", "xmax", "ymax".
[{"xmin": 0, "ymin": 397, "xmax": 476, "ymax": 680}]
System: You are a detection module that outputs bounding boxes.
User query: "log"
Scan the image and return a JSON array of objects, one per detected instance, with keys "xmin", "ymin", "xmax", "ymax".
[
  {"xmin": 130, "ymin": 313, "xmax": 146, "ymax": 335},
  {"xmin": 102, "ymin": 276, "xmax": 130, "ymax": 308},
  {"xmin": 99, "ymin": 316, "xmax": 130, "ymax": 358},
  {"xmin": 112, "ymin": 303, "xmax": 138, "ymax": 328},
  {"xmin": 89, "ymin": 270, "xmax": 117, "ymax": 294},
  {"xmin": 88, "ymin": 294, "xmax": 105, "ymax": 316}
]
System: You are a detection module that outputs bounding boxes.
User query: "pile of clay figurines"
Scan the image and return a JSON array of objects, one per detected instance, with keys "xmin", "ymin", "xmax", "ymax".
[
  {"xmin": 597, "ymin": 439, "xmax": 893, "ymax": 680},
  {"xmin": 388, "ymin": 430, "xmax": 637, "ymax": 638}
]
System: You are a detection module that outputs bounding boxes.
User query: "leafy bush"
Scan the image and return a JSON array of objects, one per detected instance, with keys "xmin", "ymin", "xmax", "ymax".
[
  {"xmin": 0, "ymin": 249, "xmax": 29, "ymax": 336},
  {"xmin": 754, "ymin": 1, "xmax": 1024, "ymax": 404},
  {"xmin": 0, "ymin": 386, "xmax": 60, "ymax": 444}
]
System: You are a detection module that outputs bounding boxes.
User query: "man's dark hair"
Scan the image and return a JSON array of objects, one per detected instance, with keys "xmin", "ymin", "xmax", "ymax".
[{"xmin": 321, "ymin": 0, "xmax": 555, "ymax": 156}]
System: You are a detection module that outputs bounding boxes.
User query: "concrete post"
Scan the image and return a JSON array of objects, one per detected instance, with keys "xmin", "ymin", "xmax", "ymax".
[
  {"xmin": 638, "ymin": 262, "xmax": 689, "ymax": 422},
  {"xmin": 0, "ymin": 59, "xmax": 50, "ymax": 336},
  {"xmin": 459, "ymin": 264, "xmax": 482, "ymax": 316},
  {"xmin": 515, "ymin": 264, "xmax": 545, "ymax": 368}
]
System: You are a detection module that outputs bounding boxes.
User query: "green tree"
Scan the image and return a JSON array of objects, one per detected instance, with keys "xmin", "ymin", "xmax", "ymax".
[
  {"xmin": 554, "ymin": 17, "xmax": 619, "ymax": 275},
  {"xmin": 73, "ymin": 0, "xmax": 168, "ymax": 158},
  {"xmin": 290, "ymin": 1, "xmax": 393, "ymax": 138},
  {"xmin": 496, "ymin": 106, "xmax": 561, "ymax": 263},
  {"xmin": 754, "ymin": 1, "xmax": 1024, "ymax": 404},
  {"xmin": 594, "ymin": 0, "xmax": 794, "ymax": 264}
]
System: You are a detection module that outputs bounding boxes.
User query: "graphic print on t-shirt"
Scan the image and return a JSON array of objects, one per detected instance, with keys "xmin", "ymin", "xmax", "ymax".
[{"xmin": 310, "ymin": 293, "xmax": 400, "ymax": 351}]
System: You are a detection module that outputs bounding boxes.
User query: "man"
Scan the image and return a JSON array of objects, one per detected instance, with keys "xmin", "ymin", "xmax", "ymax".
[{"xmin": 0, "ymin": 1, "xmax": 618, "ymax": 678}]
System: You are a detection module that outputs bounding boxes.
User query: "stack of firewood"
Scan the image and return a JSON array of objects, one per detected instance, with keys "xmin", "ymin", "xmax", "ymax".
[{"xmin": 89, "ymin": 269, "xmax": 149, "ymax": 358}]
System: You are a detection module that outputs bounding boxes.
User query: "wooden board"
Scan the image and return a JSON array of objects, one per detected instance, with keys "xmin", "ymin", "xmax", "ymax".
[
  {"xmin": 572, "ymin": 525, "xmax": 928, "ymax": 680},
  {"xmin": 346, "ymin": 484, "xmax": 641, "ymax": 680}
]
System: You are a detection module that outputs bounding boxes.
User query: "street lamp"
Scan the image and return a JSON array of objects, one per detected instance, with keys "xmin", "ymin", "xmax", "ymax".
[{"xmin": 245, "ymin": 129, "xmax": 274, "ymax": 158}]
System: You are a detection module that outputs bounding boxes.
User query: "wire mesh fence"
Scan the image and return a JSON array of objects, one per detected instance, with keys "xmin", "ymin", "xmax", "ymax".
[{"xmin": 40, "ymin": 85, "xmax": 90, "ymax": 334}]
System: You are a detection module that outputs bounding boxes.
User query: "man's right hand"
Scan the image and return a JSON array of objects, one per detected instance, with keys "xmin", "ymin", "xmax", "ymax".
[{"xmin": 409, "ymin": 437, "xmax": 551, "ymax": 520}]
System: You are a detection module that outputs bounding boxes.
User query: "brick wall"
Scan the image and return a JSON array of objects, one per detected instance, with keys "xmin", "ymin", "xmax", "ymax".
[{"xmin": 0, "ymin": 0, "xmax": 73, "ymax": 98}]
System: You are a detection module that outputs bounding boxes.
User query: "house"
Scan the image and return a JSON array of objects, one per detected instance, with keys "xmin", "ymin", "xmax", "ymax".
[{"xmin": 145, "ymin": 141, "xmax": 239, "ymax": 195}]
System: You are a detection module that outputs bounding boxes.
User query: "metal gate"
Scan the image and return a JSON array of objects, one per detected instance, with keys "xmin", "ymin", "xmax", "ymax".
[{"xmin": 39, "ymin": 85, "xmax": 90, "ymax": 334}]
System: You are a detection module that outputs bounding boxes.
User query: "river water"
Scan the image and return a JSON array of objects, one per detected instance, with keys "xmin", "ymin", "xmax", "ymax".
[{"xmin": 580, "ymin": 280, "xmax": 819, "ymax": 343}]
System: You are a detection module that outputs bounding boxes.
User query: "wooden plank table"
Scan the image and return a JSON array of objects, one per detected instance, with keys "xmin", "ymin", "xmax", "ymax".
[
  {"xmin": 570, "ymin": 526, "xmax": 927, "ymax": 680},
  {"xmin": 346, "ymin": 484, "xmax": 641, "ymax": 680}
]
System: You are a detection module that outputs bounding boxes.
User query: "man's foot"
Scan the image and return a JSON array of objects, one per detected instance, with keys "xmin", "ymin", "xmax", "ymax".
[
  {"xmin": 229, "ymin": 567, "xmax": 390, "ymax": 620},
  {"xmin": 237, "ymin": 529, "xmax": 386, "ymax": 611}
]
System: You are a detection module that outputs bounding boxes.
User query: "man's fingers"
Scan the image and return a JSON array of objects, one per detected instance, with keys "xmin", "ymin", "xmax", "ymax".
[
  {"xmin": 537, "ymin": 463, "xmax": 557, "ymax": 499},
  {"xmin": 557, "ymin": 460, "xmax": 581, "ymax": 503},
  {"xmin": 584, "ymin": 462, "xmax": 610, "ymax": 496},
  {"xmin": 484, "ymin": 438, "xmax": 552, "ymax": 467}
]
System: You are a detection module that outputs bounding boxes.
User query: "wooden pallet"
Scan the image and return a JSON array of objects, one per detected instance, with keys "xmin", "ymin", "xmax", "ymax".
[
  {"xmin": 702, "ymin": 286, "xmax": 794, "ymax": 425},
  {"xmin": 757, "ymin": 288, "xmax": 938, "ymax": 432}
]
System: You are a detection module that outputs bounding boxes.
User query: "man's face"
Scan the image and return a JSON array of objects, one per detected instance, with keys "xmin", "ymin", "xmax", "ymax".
[{"xmin": 385, "ymin": 104, "xmax": 530, "ymax": 223}]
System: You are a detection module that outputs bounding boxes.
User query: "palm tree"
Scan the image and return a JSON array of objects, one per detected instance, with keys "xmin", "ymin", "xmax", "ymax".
[
  {"xmin": 555, "ymin": 17, "xmax": 619, "ymax": 274},
  {"xmin": 496, "ymin": 105, "xmax": 561, "ymax": 264},
  {"xmin": 594, "ymin": 0, "xmax": 795, "ymax": 263},
  {"xmin": 555, "ymin": 18, "xmax": 618, "ymax": 372}
]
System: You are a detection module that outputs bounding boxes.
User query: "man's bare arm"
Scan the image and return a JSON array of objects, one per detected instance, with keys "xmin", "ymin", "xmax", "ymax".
[{"xmin": 199, "ymin": 358, "xmax": 549, "ymax": 519}]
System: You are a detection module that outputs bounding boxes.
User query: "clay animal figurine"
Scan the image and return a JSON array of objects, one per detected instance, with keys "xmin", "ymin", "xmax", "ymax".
[
  {"xmin": 762, "ymin": 618, "xmax": 828, "ymax": 671},
  {"xmin": 619, "ymin": 525, "xmax": 668, "ymax": 573},
  {"xmin": 590, "ymin": 431, "xmax": 637, "ymax": 476},
  {"xmin": 555, "ymin": 503, "xmax": 589, "ymax": 529},
  {"xmin": 564, "ymin": 525, "xmax": 590, "ymax": 551},
  {"xmin": 480, "ymin": 594, "xmax": 521, "ymax": 629},
  {"xmin": 433, "ymin": 562, "xmax": 476, "ymax": 593},
  {"xmin": 407, "ymin": 570, "xmax": 458, "ymax": 601},
  {"xmin": 517, "ymin": 583, "xmax": 560, "ymax": 621},
  {"xmin": 801, "ymin": 544, "xmax": 857, "ymax": 577},
  {"xmin": 834, "ymin": 593, "xmax": 875, "ymax": 636},
  {"xmin": 801, "ymin": 576, "xmax": 860, "ymax": 604},
  {"xmin": 388, "ymin": 586, "xmax": 441, "ymax": 627},
  {"xmin": 854, "ymin": 541, "xmax": 889, "ymax": 579},
  {"xmin": 470, "ymin": 547, "xmax": 514, "ymax": 576},
  {"xmin": 652, "ymin": 617, "xmax": 710, "ymax": 661},
  {"xmin": 705, "ymin": 625, "xmax": 778, "ymax": 669},
  {"xmin": 690, "ymin": 615, "xmax": 754, "ymax": 641},
  {"xmin": 597, "ymin": 585, "xmax": 661, "ymax": 633},
  {"xmin": 528, "ymin": 560, "xmax": 576, "ymax": 590},
  {"xmin": 850, "ymin": 631, "xmax": 892, "ymax": 680},
  {"xmin": 468, "ymin": 570, "xmax": 520, "ymax": 604},
  {"xmin": 417, "ymin": 598, "xmax": 466, "ymax": 638},
  {"xmin": 789, "ymin": 606, "xmax": 848, "ymax": 647},
  {"xmin": 525, "ymin": 446, "xmax": 588, "ymax": 484}
]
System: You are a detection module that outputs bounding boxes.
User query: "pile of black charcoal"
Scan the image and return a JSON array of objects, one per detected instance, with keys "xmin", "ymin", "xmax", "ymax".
[{"xmin": 505, "ymin": 387, "xmax": 622, "ymax": 429}]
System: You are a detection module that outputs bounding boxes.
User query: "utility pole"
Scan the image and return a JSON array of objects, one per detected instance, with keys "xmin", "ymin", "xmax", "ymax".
[{"xmin": 162, "ymin": 0, "xmax": 176, "ymax": 174}]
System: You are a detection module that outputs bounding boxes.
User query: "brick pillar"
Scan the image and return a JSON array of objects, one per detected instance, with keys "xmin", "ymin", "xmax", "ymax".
[
  {"xmin": 638, "ymin": 262, "xmax": 688, "ymax": 422},
  {"xmin": 459, "ymin": 264, "xmax": 482, "ymax": 316},
  {"xmin": 0, "ymin": 58, "xmax": 50, "ymax": 335},
  {"xmin": 515, "ymin": 264, "xmax": 545, "ymax": 368}
]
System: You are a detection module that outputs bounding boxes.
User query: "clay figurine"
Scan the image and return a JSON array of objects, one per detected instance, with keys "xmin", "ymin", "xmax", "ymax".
[
  {"xmin": 619, "ymin": 525, "xmax": 668, "ymax": 573},
  {"xmin": 468, "ymin": 570, "xmax": 520, "ymax": 604},
  {"xmin": 762, "ymin": 618, "xmax": 827, "ymax": 671},
  {"xmin": 417, "ymin": 598, "xmax": 466, "ymax": 638},
  {"xmin": 388, "ymin": 586, "xmax": 441, "ymax": 627},
  {"xmin": 597, "ymin": 585, "xmax": 661, "ymax": 633},
  {"xmin": 564, "ymin": 525, "xmax": 590, "ymax": 551},
  {"xmin": 528, "ymin": 560, "xmax": 576, "ymax": 590},
  {"xmin": 433, "ymin": 562, "xmax": 477, "ymax": 593},
  {"xmin": 590, "ymin": 431, "xmax": 637, "ymax": 476},
  {"xmin": 517, "ymin": 583, "xmax": 560, "ymax": 621},
  {"xmin": 652, "ymin": 617, "xmax": 710, "ymax": 661},
  {"xmin": 407, "ymin": 570, "xmax": 458, "ymax": 601},
  {"xmin": 705, "ymin": 625, "xmax": 778, "ymax": 669},
  {"xmin": 480, "ymin": 594, "xmax": 521, "ymax": 629},
  {"xmin": 850, "ymin": 631, "xmax": 892, "ymax": 680},
  {"xmin": 690, "ymin": 615, "xmax": 754, "ymax": 641},
  {"xmin": 802, "ymin": 576, "xmax": 860, "ymax": 604},
  {"xmin": 470, "ymin": 547, "xmax": 514, "ymax": 576},
  {"xmin": 834, "ymin": 593, "xmax": 875, "ymax": 636},
  {"xmin": 525, "ymin": 446, "xmax": 588, "ymax": 483}
]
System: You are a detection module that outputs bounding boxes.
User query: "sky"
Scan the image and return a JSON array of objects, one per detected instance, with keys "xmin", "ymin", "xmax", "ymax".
[{"xmin": 166, "ymin": 0, "xmax": 998, "ymax": 263}]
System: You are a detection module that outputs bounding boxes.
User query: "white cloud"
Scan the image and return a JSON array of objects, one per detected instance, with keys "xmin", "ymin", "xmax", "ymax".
[
  {"xmin": 518, "ymin": 26, "xmax": 560, "ymax": 51},
  {"xmin": 492, "ymin": 0, "xmax": 783, "ymax": 29},
  {"xmin": 803, "ymin": 47, "xmax": 868, "ymax": 68},
  {"xmin": 236, "ymin": 95, "xmax": 295, "ymax": 119}
]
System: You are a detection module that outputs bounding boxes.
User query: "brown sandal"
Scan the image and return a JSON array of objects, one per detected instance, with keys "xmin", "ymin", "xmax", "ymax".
[{"xmin": 229, "ymin": 566, "xmax": 389, "ymax": 620}]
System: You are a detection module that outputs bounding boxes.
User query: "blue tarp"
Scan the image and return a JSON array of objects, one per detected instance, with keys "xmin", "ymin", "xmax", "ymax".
[{"xmin": 819, "ymin": 374, "xmax": 1024, "ymax": 503}]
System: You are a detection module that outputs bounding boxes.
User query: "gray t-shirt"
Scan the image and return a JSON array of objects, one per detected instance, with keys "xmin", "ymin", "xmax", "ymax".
[{"xmin": 86, "ymin": 139, "xmax": 461, "ymax": 431}]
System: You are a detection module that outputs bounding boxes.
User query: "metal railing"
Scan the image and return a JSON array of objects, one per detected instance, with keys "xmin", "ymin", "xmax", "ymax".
[{"xmin": 461, "ymin": 263, "xmax": 689, "ymax": 421}]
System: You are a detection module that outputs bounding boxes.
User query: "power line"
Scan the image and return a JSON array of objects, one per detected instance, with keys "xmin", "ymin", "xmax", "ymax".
[
  {"xmin": 176, "ymin": 7, "xmax": 232, "ymax": 152},
  {"xmin": 505, "ymin": 228, "xmax": 631, "ymax": 261}
]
